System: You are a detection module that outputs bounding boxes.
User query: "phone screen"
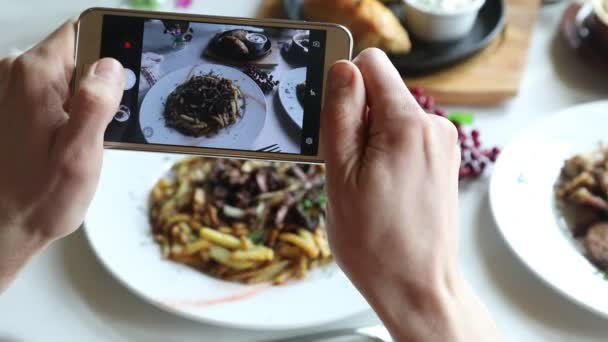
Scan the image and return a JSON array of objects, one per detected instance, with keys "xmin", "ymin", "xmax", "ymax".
[{"xmin": 99, "ymin": 15, "xmax": 327, "ymax": 156}]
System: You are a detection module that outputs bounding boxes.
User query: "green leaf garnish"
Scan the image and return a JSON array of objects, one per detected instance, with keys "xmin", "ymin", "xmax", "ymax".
[
  {"xmin": 448, "ymin": 112, "xmax": 475, "ymax": 125},
  {"xmin": 318, "ymin": 194, "xmax": 328, "ymax": 206},
  {"xmin": 249, "ymin": 230, "xmax": 265, "ymax": 244},
  {"xmin": 302, "ymin": 199, "xmax": 313, "ymax": 209}
]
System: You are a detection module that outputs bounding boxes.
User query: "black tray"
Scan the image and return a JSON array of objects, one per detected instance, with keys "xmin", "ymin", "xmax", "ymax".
[
  {"xmin": 208, "ymin": 30, "xmax": 272, "ymax": 61},
  {"xmin": 282, "ymin": 0, "xmax": 506, "ymax": 75}
]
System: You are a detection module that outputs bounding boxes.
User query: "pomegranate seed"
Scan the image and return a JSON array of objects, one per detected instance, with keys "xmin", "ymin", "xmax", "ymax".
[
  {"xmin": 425, "ymin": 97, "xmax": 435, "ymax": 110},
  {"xmin": 417, "ymin": 95, "xmax": 428, "ymax": 108},
  {"xmin": 411, "ymin": 87, "xmax": 424, "ymax": 97},
  {"xmin": 434, "ymin": 108, "xmax": 447, "ymax": 117}
]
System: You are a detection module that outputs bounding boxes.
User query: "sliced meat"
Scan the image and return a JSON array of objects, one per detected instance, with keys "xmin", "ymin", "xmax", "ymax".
[
  {"xmin": 563, "ymin": 155, "xmax": 593, "ymax": 178},
  {"xmin": 569, "ymin": 187, "xmax": 608, "ymax": 212},
  {"xmin": 585, "ymin": 222, "xmax": 608, "ymax": 269},
  {"xmin": 572, "ymin": 205, "xmax": 605, "ymax": 237}
]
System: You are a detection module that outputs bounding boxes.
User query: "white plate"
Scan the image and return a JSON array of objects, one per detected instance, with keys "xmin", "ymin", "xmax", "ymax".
[
  {"xmin": 139, "ymin": 64, "xmax": 267, "ymax": 150},
  {"xmin": 278, "ymin": 67, "xmax": 306, "ymax": 129},
  {"xmin": 84, "ymin": 150, "xmax": 369, "ymax": 330},
  {"xmin": 490, "ymin": 100, "xmax": 608, "ymax": 318}
]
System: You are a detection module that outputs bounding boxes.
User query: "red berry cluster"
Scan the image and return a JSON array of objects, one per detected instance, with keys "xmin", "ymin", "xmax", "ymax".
[{"xmin": 411, "ymin": 87, "xmax": 501, "ymax": 180}]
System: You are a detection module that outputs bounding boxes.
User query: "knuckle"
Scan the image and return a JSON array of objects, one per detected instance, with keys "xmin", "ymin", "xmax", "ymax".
[
  {"xmin": 11, "ymin": 54, "xmax": 31, "ymax": 78},
  {"xmin": 77, "ymin": 83, "xmax": 108, "ymax": 109},
  {"xmin": 12, "ymin": 53, "xmax": 54, "ymax": 83},
  {"xmin": 58, "ymin": 148, "xmax": 91, "ymax": 181}
]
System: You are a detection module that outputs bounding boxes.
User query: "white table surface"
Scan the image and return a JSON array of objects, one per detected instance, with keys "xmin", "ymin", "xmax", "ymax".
[{"xmin": 1, "ymin": 1, "xmax": 608, "ymax": 341}]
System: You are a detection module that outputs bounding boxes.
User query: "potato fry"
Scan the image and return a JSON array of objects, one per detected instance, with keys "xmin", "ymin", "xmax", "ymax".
[
  {"xmin": 247, "ymin": 261, "xmax": 290, "ymax": 284},
  {"xmin": 200, "ymin": 227, "xmax": 241, "ymax": 249},
  {"xmin": 277, "ymin": 243, "xmax": 303, "ymax": 259},
  {"xmin": 279, "ymin": 233, "xmax": 320, "ymax": 258},
  {"xmin": 193, "ymin": 188, "xmax": 206, "ymax": 213},
  {"xmin": 314, "ymin": 229, "xmax": 332, "ymax": 259},
  {"xmin": 295, "ymin": 257, "xmax": 308, "ymax": 279},
  {"xmin": 231, "ymin": 246, "xmax": 274, "ymax": 262},
  {"xmin": 185, "ymin": 239, "xmax": 211, "ymax": 255},
  {"xmin": 161, "ymin": 214, "xmax": 191, "ymax": 233},
  {"xmin": 209, "ymin": 245, "xmax": 257, "ymax": 270},
  {"xmin": 218, "ymin": 226, "xmax": 233, "ymax": 234},
  {"xmin": 273, "ymin": 268, "xmax": 294, "ymax": 285}
]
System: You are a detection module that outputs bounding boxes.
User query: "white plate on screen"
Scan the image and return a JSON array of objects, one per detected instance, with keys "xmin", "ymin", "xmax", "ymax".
[
  {"xmin": 489, "ymin": 100, "xmax": 608, "ymax": 318},
  {"xmin": 139, "ymin": 64, "xmax": 267, "ymax": 151},
  {"xmin": 84, "ymin": 150, "xmax": 369, "ymax": 330},
  {"xmin": 278, "ymin": 67, "xmax": 306, "ymax": 129}
]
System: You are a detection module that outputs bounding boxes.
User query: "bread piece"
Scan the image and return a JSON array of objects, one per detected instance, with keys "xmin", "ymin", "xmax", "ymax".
[{"xmin": 303, "ymin": 0, "xmax": 411, "ymax": 54}]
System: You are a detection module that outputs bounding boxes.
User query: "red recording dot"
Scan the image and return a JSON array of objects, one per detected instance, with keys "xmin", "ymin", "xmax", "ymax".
[{"xmin": 123, "ymin": 41, "xmax": 132, "ymax": 49}]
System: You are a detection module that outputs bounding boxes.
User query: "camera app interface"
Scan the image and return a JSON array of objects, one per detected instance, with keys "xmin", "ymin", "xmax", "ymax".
[{"xmin": 100, "ymin": 15, "xmax": 327, "ymax": 155}]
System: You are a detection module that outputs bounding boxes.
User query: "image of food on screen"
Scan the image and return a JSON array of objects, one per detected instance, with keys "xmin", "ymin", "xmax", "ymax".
[{"xmin": 103, "ymin": 16, "xmax": 324, "ymax": 156}]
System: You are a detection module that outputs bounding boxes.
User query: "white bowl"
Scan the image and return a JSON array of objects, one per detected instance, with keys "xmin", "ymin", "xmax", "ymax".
[{"xmin": 403, "ymin": 0, "xmax": 487, "ymax": 42}]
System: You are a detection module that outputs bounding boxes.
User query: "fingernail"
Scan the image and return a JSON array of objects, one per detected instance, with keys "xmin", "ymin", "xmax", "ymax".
[
  {"xmin": 93, "ymin": 58, "xmax": 123, "ymax": 82},
  {"xmin": 328, "ymin": 61, "xmax": 354, "ymax": 91}
]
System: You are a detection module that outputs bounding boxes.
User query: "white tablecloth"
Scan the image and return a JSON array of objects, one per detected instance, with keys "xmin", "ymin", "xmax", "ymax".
[{"xmin": 1, "ymin": 1, "xmax": 608, "ymax": 341}]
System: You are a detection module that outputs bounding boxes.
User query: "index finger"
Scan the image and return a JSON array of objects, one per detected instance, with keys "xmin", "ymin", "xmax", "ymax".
[
  {"xmin": 353, "ymin": 48, "xmax": 424, "ymax": 118},
  {"xmin": 30, "ymin": 19, "xmax": 77, "ymax": 78}
]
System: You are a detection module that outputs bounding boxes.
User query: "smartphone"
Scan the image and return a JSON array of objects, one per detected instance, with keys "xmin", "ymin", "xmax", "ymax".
[{"xmin": 75, "ymin": 8, "xmax": 353, "ymax": 163}]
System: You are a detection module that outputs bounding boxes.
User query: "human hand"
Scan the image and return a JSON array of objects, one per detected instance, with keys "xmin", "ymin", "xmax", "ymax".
[
  {"xmin": 321, "ymin": 49, "xmax": 499, "ymax": 341},
  {"xmin": 0, "ymin": 20, "xmax": 124, "ymax": 291}
]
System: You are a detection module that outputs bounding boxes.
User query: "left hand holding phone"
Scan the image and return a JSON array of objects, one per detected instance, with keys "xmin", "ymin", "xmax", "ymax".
[{"xmin": 0, "ymin": 20, "xmax": 125, "ymax": 292}]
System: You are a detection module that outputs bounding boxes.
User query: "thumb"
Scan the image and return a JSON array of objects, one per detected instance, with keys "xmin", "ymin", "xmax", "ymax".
[
  {"xmin": 320, "ymin": 61, "xmax": 366, "ymax": 174},
  {"xmin": 64, "ymin": 58, "xmax": 125, "ymax": 149}
]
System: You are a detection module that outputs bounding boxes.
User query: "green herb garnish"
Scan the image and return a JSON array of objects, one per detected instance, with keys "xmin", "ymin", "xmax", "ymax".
[
  {"xmin": 302, "ymin": 199, "xmax": 314, "ymax": 210},
  {"xmin": 448, "ymin": 112, "xmax": 475, "ymax": 125},
  {"xmin": 249, "ymin": 229, "xmax": 265, "ymax": 244},
  {"xmin": 318, "ymin": 194, "xmax": 328, "ymax": 206}
]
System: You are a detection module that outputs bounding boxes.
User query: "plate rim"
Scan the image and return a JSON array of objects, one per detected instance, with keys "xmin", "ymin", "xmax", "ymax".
[
  {"xmin": 489, "ymin": 100, "xmax": 608, "ymax": 319},
  {"xmin": 277, "ymin": 67, "xmax": 306, "ymax": 130}
]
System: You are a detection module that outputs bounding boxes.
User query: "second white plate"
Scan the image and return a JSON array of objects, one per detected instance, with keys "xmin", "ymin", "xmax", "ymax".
[
  {"xmin": 490, "ymin": 100, "xmax": 608, "ymax": 319},
  {"xmin": 278, "ymin": 67, "xmax": 306, "ymax": 130}
]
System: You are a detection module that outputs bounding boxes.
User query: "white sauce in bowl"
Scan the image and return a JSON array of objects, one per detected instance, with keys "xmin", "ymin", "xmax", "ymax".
[{"xmin": 412, "ymin": 0, "xmax": 478, "ymax": 13}]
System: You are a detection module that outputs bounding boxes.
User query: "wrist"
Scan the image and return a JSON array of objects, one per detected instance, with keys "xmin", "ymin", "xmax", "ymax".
[
  {"xmin": 347, "ymin": 261, "xmax": 477, "ymax": 342},
  {"xmin": 0, "ymin": 221, "xmax": 50, "ymax": 292}
]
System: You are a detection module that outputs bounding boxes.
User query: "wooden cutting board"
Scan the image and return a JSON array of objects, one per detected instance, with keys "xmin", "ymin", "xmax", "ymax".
[{"xmin": 257, "ymin": 0, "xmax": 541, "ymax": 105}]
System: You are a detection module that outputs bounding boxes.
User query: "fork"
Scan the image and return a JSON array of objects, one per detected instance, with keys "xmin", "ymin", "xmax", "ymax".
[
  {"xmin": 257, "ymin": 144, "xmax": 281, "ymax": 153},
  {"xmin": 269, "ymin": 325, "xmax": 392, "ymax": 342}
]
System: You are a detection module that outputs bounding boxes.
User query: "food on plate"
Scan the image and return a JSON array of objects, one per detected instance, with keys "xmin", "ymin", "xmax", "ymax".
[
  {"xmin": 218, "ymin": 35, "xmax": 250, "ymax": 56},
  {"xmin": 163, "ymin": 74, "xmax": 243, "ymax": 138},
  {"xmin": 211, "ymin": 29, "xmax": 270, "ymax": 60},
  {"xmin": 303, "ymin": 0, "xmax": 412, "ymax": 54},
  {"xmin": 243, "ymin": 66, "xmax": 279, "ymax": 93},
  {"xmin": 149, "ymin": 157, "xmax": 332, "ymax": 285},
  {"xmin": 556, "ymin": 144, "xmax": 608, "ymax": 270},
  {"xmin": 296, "ymin": 82, "xmax": 306, "ymax": 105}
]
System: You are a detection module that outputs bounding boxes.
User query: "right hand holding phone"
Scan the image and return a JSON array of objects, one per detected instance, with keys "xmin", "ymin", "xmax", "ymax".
[{"xmin": 321, "ymin": 48, "xmax": 500, "ymax": 342}]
